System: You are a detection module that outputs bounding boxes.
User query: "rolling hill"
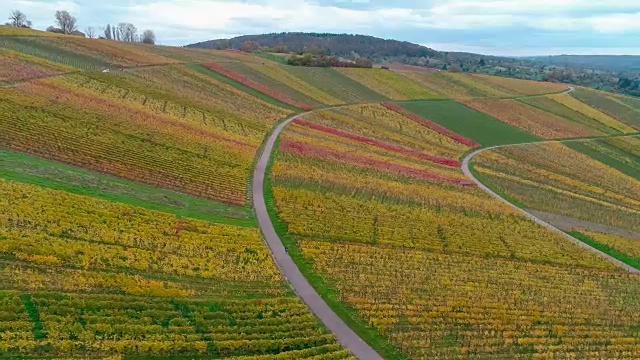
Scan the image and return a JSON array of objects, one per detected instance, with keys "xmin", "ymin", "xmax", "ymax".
[
  {"xmin": 2, "ymin": 25, "xmax": 640, "ymax": 359},
  {"xmin": 188, "ymin": 32, "xmax": 640, "ymax": 97},
  {"xmin": 186, "ymin": 32, "xmax": 440, "ymax": 59}
]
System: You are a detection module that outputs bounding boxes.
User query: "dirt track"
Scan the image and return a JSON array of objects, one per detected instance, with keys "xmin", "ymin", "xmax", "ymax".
[{"xmin": 527, "ymin": 209, "xmax": 640, "ymax": 240}]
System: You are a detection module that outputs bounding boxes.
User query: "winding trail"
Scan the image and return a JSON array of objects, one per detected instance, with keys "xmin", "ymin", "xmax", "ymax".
[
  {"xmin": 252, "ymin": 112, "xmax": 384, "ymax": 360},
  {"xmin": 461, "ymin": 132, "xmax": 640, "ymax": 275}
]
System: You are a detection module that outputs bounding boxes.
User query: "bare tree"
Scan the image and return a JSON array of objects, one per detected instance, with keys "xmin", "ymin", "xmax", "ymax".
[
  {"xmin": 116, "ymin": 22, "xmax": 137, "ymax": 42},
  {"xmin": 7, "ymin": 10, "xmax": 32, "ymax": 28},
  {"xmin": 54, "ymin": 10, "xmax": 77, "ymax": 34},
  {"xmin": 103, "ymin": 24, "xmax": 112, "ymax": 39},
  {"xmin": 240, "ymin": 40, "xmax": 260, "ymax": 52},
  {"xmin": 85, "ymin": 26, "xmax": 96, "ymax": 38},
  {"xmin": 141, "ymin": 29, "xmax": 156, "ymax": 44}
]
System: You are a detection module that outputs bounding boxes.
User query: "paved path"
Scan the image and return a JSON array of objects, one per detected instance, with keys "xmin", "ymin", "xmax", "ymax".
[
  {"xmin": 527, "ymin": 209, "xmax": 640, "ymax": 240},
  {"xmin": 252, "ymin": 113, "xmax": 384, "ymax": 360},
  {"xmin": 461, "ymin": 133, "xmax": 640, "ymax": 275}
]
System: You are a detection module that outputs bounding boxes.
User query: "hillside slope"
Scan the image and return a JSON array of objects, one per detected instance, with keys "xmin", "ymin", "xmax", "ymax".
[
  {"xmin": 187, "ymin": 31, "xmax": 640, "ymax": 97},
  {"xmin": 187, "ymin": 32, "xmax": 440, "ymax": 59},
  {"xmin": 0, "ymin": 27, "xmax": 354, "ymax": 359},
  {"xmin": 3, "ymin": 26, "xmax": 640, "ymax": 359}
]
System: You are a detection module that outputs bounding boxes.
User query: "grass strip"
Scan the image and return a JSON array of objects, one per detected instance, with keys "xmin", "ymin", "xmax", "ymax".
[
  {"xmin": 568, "ymin": 231, "xmax": 640, "ymax": 270},
  {"xmin": 20, "ymin": 294, "xmax": 46, "ymax": 340},
  {"xmin": 0, "ymin": 149, "xmax": 255, "ymax": 227}
]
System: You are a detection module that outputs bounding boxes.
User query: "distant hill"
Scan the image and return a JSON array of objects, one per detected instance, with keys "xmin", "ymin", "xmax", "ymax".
[
  {"xmin": 187, "ymin": 32, "xmax": 441, "ymax": 60},
  {"xmin": 527, "ymin": 55, "xmax": 640, "ymax": 72}
]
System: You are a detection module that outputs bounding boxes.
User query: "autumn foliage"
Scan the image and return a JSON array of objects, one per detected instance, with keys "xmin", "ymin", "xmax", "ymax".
[{"xmin": 204, "ymin": 62, "xmax": 313, "ymax": 110}]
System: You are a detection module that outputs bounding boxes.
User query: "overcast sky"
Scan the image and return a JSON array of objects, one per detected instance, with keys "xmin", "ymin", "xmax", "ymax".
[{"xmin": 5, "ymin": 0, "xmax": 640, "ymax": 56}]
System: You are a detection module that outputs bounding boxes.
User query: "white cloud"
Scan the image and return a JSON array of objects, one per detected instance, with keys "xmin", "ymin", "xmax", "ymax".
[
  {"xmin": 586, "ymin": 12, "xmax": 640, "ymax": 33},
  {"xmin": 125, "ymin": 0, "xmax": 428, "ymax": 43},
  {"xmin": 124, "ymin": 0, "xmax": 640, "ymax": 40},
  {"xmin": 429, "ymin": 0, "xmax": 640, "ymax": 16},
  {"xmin": 4, "ymin": 0, "xmax": 81, "ymax": 28},
  {"xmin": 4, "ymin": 0, "xmax": 640, "ymax": 54}
]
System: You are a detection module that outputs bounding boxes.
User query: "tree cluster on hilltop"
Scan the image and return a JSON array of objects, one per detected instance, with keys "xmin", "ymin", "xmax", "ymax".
[
  {"xmin": 287, "ymin": 53, "xmax": 373, "ymax": 68},
  {"xmin": 5, "ymin": 9, "xmax": 157, "ymax": 44},
  {"xmin": 5, "ymin": 10, "xmax": 32, "ymax": 28}
]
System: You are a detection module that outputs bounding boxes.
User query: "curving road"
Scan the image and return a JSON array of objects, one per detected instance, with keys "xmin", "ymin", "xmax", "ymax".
[
  {"xmin": 461, "ymin": 134, "xmax": 640, "ymax": 275},
  {"xmin": 252, "ymin": 113, "xmax": 384, "ymax": 360}
]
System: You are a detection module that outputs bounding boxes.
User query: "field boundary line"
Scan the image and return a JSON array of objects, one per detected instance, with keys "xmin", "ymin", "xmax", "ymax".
[{"xmin": 461, "ymin": 132, "xmax": 640, "ymax": 274}]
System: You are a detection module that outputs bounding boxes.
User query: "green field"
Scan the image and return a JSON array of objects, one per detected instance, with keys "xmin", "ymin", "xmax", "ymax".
[
  {"xmin": 0, "ymin": 149, "xmax": 255, "ymax": 227},
  {"xmin": 284, "ymin": 66, "xmax": 388, "ymax": 104},
  {"xmin": 399, "ymin": 100, "xmax": 541, "ymax": 146},
  {"xmin": 255, "ymin": 52, "xmax": 289, "ymax": 64}
]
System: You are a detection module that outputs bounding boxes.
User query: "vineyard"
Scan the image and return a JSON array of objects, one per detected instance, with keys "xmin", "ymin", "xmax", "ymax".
[
  {"xmin": 266, "ymin": 101, "xmax": 640, "ymax": 358},
  {"xmin": 460, "ymin": 98, "xmax": 600, "ymax": 139},
  {"xmin": 571, "ymin": 88, "xmax": 640, "ymax": 130},
  {"xmin": 4, "ymin": 26, "xmax": 640, "ymax": 359},
  {"xmin": 0, "ymin": 180, "xmax": 351, "ymax": 358},
  {"xmin": 474, "ymin": 140, "xmax": 640, "ymax": 233},
  {"xmin": 0, "ymin": 64, "xmax": 292, "ymax": 205},
  {"xmin": 398, "ymin": 100, "xmax": 540, "ymax": 146},
  {"xmin": 473, "ymin": 138, "xmax": 640, "ymax": 272}
]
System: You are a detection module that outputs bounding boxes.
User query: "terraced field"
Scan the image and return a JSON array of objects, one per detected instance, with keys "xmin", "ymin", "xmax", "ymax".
[
  {"xmin": 0, "ymin": 64, "xmax": 292, "ymax": 205},
  {"xmin": 4, "ymin": 26, "xmax": 640, "ymax": 360},
  {"xmin": 0, "ymin": 180, "xmax": 350, "ymax": 358},
  {"xmin": 267, "ymin": 103, "xmax": 640, "ymax": 359}
]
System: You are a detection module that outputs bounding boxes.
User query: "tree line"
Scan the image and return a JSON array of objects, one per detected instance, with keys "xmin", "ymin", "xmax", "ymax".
[{"xmin": 5, "ymin": 9, "xmax": 156, "ymax": 44}]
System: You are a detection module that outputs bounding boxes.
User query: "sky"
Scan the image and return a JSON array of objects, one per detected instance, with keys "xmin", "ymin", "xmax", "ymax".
[{"xmin": 5, "ymin": 0, "xmax": 640, "ymax": 56}]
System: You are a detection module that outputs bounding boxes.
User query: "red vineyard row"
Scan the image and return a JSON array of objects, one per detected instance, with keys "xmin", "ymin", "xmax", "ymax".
[
  {"xmin": 203, "ymin": 62, "xmax": 313, "ymax": 111},
  {"xmin": 279, "ymin": 137, "xmax": 472, "ymax": 186},
  {"xmin": 295, "ymin": 118, "xmax": 459, "ymax": 167}
]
